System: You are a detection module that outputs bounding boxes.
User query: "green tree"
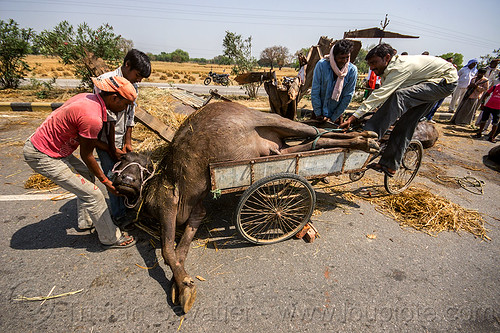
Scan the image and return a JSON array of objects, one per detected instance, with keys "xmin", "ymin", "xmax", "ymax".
[
  {"xmin": 479, "ymin": 48, "xmax": 500, "ymax": 67},
  {"xmin": 292, "ymin": 47, "xmax": 310, "ymax": 69},
  {"xmin": 0, "ymin": 19, "xmax": 34, "ymax": 89},
  {"xmin": 211, "ymin": 55, "xmax": 232, "ymax": 65},
  {"xmin": 222, "ymin": 31, "xmax": 258, "ymax": 97},
  {"xmin": 36, "ymin": 21, "xmax": 125, "ymax": 87},
  {"xmin": 437, "ymin": 52, "xmax": 463, "ymax": 68},
  {"xmin": 170, "ymin": 49, "xmax": 189, "ymax": 63},
  {"xmin": 353, "ymin": 47, "xmax": 369, "ymax": 74}
]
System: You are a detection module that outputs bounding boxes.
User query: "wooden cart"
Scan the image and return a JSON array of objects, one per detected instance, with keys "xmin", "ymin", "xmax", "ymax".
[{"xmin": 209, "ymin": 140, "xmax": 423, "ymax": 245}]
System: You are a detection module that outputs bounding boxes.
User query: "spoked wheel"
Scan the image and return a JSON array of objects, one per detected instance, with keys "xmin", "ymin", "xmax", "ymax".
[
  {"xmin": 235, "ymin": 173, "xmax": 316, "ymax": 245},
  {"xmin": 384, "ymin": 140, "xmax": 423, "ymax": 194},
  {"xmin": 221, "ymin": 77, "xmax": 230, "ymax": 86},
  {"xmin": 203, "ymin": 77, "xmax": 211, "ymax": 85},
  {"xmin": 349, "ymin": 171, "xmax": 365, "ymax": 182}
]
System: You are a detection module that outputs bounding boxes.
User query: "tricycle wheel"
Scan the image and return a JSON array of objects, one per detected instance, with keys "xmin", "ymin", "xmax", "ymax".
[
  {"xmin": 203, "ymin": 77, "xmax": 211, "ymax": 85},
  {"xmin": 349, "ymin": 171, "xmax": 365, "ymax": 182},
  {"xmin": 235, "ymin": 173, "xmax": 316, "ymax": 245},
  {"xmin": 384, "ymin": 140, "xmax": 423, "ymax": 194}
]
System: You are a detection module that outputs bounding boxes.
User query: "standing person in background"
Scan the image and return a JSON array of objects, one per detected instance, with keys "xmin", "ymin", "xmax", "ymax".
[
  {"xmin": 473, "ymin": 73, "xmax": 500, "ymax": 142},
  {"xmin": 450, "ymin": 68, "xmax": 489, "ymax": 125},
  {"xmin": 310, "ymin": 39, "xmax": 358, "ymax": 124},
  {"xmin": 475, "ymin": 59, "xmax": 500, "ymax": 128},
  {"xmin": 448, "ymin": 59, "xmax": 478, "ymax": 112},
  {"xmin": 424, "ymin": 56, "xmax": 457, "ymax": 122},
  {"xmin": 94, "ymin": 49, "xmax": 151, "ymax": 226}
]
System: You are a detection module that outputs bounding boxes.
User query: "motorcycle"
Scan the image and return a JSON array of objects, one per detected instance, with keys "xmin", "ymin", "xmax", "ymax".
[{"xmin": 204, "ymin": 70, "xmax": 230, "ymax": 86}]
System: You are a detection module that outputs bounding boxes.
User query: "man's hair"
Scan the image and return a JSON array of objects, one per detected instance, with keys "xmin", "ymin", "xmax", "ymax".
[
  {"xmin": 123, "ymin": 49, "xmax": 151, "ymax": 78},
  {"xmin": 332, "ymin": 39, "xmax": 354, "ymax": 56},
  {"xmin": 100, "ymin": 90, "xmax": 126, "ymax": 100},
  {"xmin": 477, "ymin": 68, "xmax": 487, "ymax": 74},
  {"xmin": 365, "ymin": 43, "xmax": 395, "ymax": 60}
]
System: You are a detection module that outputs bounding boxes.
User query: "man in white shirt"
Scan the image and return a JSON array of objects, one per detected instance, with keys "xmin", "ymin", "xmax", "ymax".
[
  {"xmin": 448, "ymin": 59, "xmax": 478, "ymax": 112},
  {"xmin": 94, "ymin": 49, "xmax": 151, "ymax": 224}
]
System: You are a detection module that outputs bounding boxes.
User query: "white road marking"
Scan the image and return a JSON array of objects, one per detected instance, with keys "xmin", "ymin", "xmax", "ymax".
[{"xmin": 0, "ymin": 193, "xmax": 76, "ymax": 201}]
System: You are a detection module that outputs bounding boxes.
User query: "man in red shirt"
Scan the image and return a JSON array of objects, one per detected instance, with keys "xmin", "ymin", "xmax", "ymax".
[
  {"xmin": 23, "ymin": 76, "xmax": 138, "ymax": 249},
  {"xmin": 473, "ymin": 73, "xmax": 500, "ymax": 143}
]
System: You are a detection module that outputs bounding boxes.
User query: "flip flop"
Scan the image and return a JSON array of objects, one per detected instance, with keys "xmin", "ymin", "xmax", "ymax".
[
  {"xmin": 367, "ymin": 163, "xmax": 396, "ymax": 178},
  {"xmin": 102, "ymin": 233, "xmax": 136, "ymax": 250}
]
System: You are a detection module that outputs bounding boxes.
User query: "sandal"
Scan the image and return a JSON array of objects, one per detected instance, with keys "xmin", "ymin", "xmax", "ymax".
[
  {"xmin": 488, "ymin": 137, "xmax": 497, "ymax": 143},
  {"xmin": 102, "ymin": 233, "xmax": 136, "ymax": 250},
  {"xmin": 367, "ymin": 163, "xmax": 396, "ymax": 178}
]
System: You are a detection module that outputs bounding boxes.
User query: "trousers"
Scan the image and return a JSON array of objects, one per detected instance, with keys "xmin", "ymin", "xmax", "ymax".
[
  {"xmin": 364, "ymin": 80, "xmax": 457, "ymax": 170},
  {"xmin": 23, "ymin": 139, "xmax": 121, "ymax": 245}
]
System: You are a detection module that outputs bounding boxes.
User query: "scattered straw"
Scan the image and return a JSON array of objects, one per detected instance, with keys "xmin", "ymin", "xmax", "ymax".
[
  {"xmin": 14, "ymin": 288, "xmax": 84, "ymax": 302},
  {"xmin": 196, "ymin": 275, "xmax": 206, "ymax": 281},
  {"xmin": 370, "ymin": 187, "xmax": 490, "ymax": 240},
  {"xmin": 24, "ymin": 173, "xmax": 58, "ymax": 190}
]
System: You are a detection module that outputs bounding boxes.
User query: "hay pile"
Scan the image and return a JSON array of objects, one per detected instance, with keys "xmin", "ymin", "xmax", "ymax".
[
  {"xmin": 134, "ymin": 87, "xmax": 187, "ymax": 158},
  {"xmin": 24, "ymin": 173, "xmax": 58, "ymax": 190},
  {"xmin": 369, "ymin": 187, "xmax": 490, "ymax": 240}
]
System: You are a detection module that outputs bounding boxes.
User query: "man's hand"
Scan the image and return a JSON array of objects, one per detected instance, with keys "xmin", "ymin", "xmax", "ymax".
[
  {"xmin": 340, "ymin": 115, "xmax": 357, "ymax": 129},
  {"xmin": 102, "ymin": 178, "xmax": 121, "ymax": 196},
  {"xmin": 123, "ymin": 143, "xmax": 133, "ymax": 153},
  {"xmin": 114, "ymin": 148, "xmax": 126, "ymax": 160}
]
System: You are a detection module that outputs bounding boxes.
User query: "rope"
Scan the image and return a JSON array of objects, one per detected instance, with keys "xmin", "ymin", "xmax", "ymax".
[
  {"xmin": 436, "ymin": 175, "xmax": 484, "ymax": 195},
  {"xmin": 111, "ymin": 161, "xmax": 156, "ymax": 208},
  {"xmin": 311, "ymin": 127, "xmax": 345, "ymax": 150},
  {"xmin": 211, "ymin": 189, "xmax": 222, "ymax": 199}
]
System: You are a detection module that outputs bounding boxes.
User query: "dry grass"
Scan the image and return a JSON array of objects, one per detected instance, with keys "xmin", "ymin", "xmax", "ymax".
[
  {"xmin": 24, "ymin": 173, "xmax": 58, "ymax": 190},
  {"xmin": 24, "ymin": 55, "xmax": 299, "ymax": 85},
  {"xmin": 364, "ymin": 187, "xmax": 490, "ymax": 240}
]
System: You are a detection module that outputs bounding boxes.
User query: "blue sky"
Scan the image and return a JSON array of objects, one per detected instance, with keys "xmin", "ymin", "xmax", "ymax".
[{"xmin": 1, "ymin": 0, "xmax": 499, "ymax": 64}]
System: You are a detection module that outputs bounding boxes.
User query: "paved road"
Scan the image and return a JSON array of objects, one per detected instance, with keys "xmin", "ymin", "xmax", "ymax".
[
  {"xmin": 22, "ymin": 78, "xmax": 267, "ymax": 97},
  {"xmin": 0, "ymin": 105, "xmax": 497, "ymax": 332}
]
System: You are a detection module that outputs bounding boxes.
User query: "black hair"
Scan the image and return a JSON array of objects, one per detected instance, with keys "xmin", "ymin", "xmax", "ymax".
[
  {"xmin": 123, "ymin": 49, "xmax": 151, "ymax": 78},
  {"xmin": 477, "ymin": 68, "xmax": 487, "ymax": 74},
  {"xmin": 332, "ymin": 39, "xmax": 354, "ymax": 56},
  {"xmin": 365, "ymin": 43, "xmax": 395, "ymax": 60}
]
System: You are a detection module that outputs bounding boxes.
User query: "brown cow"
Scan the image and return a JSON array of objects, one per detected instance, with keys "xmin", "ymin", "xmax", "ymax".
[{"xmin": 112, "ymin": 101, "xmax": 378, "ymax": 313}]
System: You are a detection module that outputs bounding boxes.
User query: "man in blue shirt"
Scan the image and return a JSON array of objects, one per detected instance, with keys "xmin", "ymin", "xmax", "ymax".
[{"xmin": 311, "ymin": 39, "xmax": 358, "ymax": 123}]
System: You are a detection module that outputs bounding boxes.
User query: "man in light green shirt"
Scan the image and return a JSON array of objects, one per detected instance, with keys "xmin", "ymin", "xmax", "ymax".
[{"xmin": 340, "ymin": 43, "xmax": 458, "ymax": 176}]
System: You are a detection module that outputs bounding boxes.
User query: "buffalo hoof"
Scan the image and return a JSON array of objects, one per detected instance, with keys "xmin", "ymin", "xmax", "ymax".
[
  {"xmin": 170, "ymin": 282, "xmax": 180, "ymax": 305},
  {"xmin": 179, "ymin": 277, "xmax": 197, "ymax": 313},
  {"xmin": 367, "ymin": 138, "xmax": 380, "ymax": 154},
  {"xmin": 361, "ymin": 130, "xmax": 378, "ymax": 139}
]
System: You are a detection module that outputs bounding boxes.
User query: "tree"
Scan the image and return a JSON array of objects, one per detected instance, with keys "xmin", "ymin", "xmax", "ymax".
[
  {"xmin": 437, "ymin": 52, "xmax": 464, "ymax": 68},
  {"xmin": 222, "ymin": 31, "xmax": 258, "ymax": 97},
  {"xmin": 292, "ymin": 47, "xmax": 311, "ymax": 69},
  {"xmin": 211, "ymin": 55, "xmax": 232, "ymax": 65},
  {"xmin": 170, "ymin": 49, "xmax": 189, "ymax": 63},
  {"xmin": 36, "ymin": 21, "xmax": 125, "ymax": 87},
  {"xmin": 0, "ymin": 19, "xmax": 34, "ymax": 89},
  {"xmin": 479, "ymin": 48, "xmax": 500, "ymax": 67},
  {"xmin": 353, "ymin": 47, "xmax": 369, "ymax": 74},
  {"xmin": 259, "ymin": 45, "xmax": 290, "ymax": 69}
]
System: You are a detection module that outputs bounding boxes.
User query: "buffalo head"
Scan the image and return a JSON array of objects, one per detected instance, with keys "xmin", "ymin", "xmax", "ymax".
[{"xmin": 111, "ymin": 152, "xmax": 155, "ymax": 206}]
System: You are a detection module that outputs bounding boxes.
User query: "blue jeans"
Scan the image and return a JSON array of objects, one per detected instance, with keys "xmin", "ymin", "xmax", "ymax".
[
  {"xmin": 426, "ymin": 98, "xmax": 444, "ymax": 120},
  {"xmin": 96, "ymin": 148, "xmax": 126, "ymax": 220}
]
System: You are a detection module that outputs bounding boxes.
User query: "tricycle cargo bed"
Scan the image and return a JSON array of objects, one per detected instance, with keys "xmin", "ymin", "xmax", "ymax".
[{"xmin": 209, "ymin": 148, "xmax": 371, "ymax": 194}]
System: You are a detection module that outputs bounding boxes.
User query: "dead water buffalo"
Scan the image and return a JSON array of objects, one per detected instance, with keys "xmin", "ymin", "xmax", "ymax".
[{"xmin": 112, "ymin": 101, "xmax": 378, "ymax": 313}]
